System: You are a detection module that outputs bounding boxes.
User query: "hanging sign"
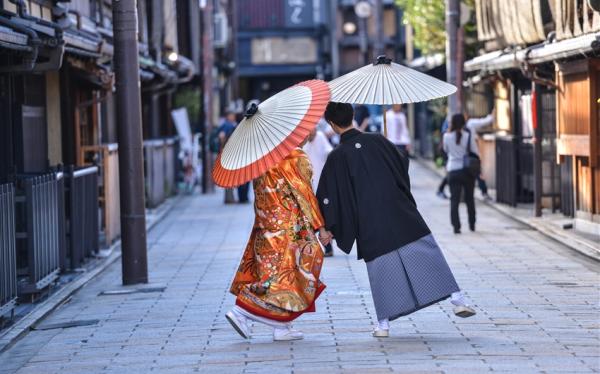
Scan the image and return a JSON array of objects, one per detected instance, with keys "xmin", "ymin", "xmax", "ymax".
[{"xmin": 285, "ymin": 0, "xmax": 314, "ymax": 28}]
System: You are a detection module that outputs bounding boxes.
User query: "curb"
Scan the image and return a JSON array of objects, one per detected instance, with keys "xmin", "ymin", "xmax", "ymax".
[
  {"xmin": 416, "ymin": 159, "xmax": 600, "ymax": 262},
  {"xmin": 478, "ymin": 198, "xmax": 600, "ymax": 261},
  {"xmin": 0, "ymin": 196, "xmax": 181, "ymax": 353}
]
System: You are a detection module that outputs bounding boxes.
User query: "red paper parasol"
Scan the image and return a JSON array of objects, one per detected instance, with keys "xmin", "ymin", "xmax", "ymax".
[{"xmin": 212, "ymin": 79, "xmax": 331, "ymax": 188}]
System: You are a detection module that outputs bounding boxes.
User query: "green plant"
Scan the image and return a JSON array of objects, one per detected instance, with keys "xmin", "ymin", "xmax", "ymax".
[
  {"xmin": 173, "ymin": 87, "xmax": 201, "ymax": 124},
  {"xmin": 395, "ymin": 0, "xmax": 478, "ymax": 57}
]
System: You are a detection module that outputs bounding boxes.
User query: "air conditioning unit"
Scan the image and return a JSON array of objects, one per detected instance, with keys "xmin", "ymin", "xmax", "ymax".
[{"xmin": 214, "ymin": 12, "xmax": 229, "ymax": 48}]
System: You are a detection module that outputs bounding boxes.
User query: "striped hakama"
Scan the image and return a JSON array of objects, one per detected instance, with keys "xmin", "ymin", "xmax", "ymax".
[{"xmin": 366, "ymin": 234, "xmax": 460, "ymax": 321}]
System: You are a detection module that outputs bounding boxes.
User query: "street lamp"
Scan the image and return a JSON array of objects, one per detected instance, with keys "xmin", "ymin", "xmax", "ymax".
[
  {"xmin": 343, "ymin": 21, "xmax": 357, "ymax": 35},
  {"xmin": 167, "ymin": 51, "xmax": 179, "ymax": 62},
  {"xmin": 354, "ymin": 0, "xmax": 372, "ymax": 65},
  {"xmin": 354, "ymin": 1, "xmax": 372, "ymax": 18}
]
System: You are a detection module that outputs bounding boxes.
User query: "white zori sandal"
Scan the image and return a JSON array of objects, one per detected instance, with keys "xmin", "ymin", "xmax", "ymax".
[
  {"xmin": 372, "ymin": 328, "xmax": 389, "ymax": 338},
  {"xmin": 273, "ymin": 326, "xmax": 304, "ymax": 341},
  {"xmin": 372, "ymin": 318, "xmax": 390, "ymax": 338},
  {"xmin": 226, "ymin": 309, "xmax": 250, "ymax": 339},
  {"xmin": 451, "ymin": 292, "xmax": 477, "ymax": 318}
]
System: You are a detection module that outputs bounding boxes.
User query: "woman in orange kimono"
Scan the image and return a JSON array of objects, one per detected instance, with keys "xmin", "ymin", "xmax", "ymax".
[{"xmin": 226, "ymin": 148, "xmax": 331, "ymax": 341}]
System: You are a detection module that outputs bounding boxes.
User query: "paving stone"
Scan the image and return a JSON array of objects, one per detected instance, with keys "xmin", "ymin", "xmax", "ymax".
[{"xmin": 0, "ymin": 162, "xmax": 598, "ymax": 373}]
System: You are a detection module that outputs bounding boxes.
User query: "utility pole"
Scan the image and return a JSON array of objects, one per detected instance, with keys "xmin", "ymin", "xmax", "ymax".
[
  {"xmin": 374, "ymin": 0, "xmax": 384, "ymax": 57},
  {"xmin": 112, "ymin": 0, "xmax": 148, "ymax": 285},
  {"xmin": 405, "ymin": 23, "xmax": 415, "ymax": 151},
  {"xmin": 532, "ymin": 83, "xmax": 543, "ymax": 217},
  {"xmin": 445, "ymin": 0, "xmax": 460, "ymax": 115},
  {"xmin": 202, "ymin": 0, "xmax": 215, "ymax": 193},
  {"xmin": 230, "ymin": 0, "xmax": 239, "ymax": 100},
  {"xmin": 354, "ymin": 1, "xmax": 372, "ymax": 65},
  {"xmin": 358, "ymin": 17, "xmax": 368, "ymax": 65}
]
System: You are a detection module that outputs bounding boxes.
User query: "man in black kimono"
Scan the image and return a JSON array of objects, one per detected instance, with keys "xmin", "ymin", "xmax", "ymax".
[{"xmin": 317, "ymin": 102, "xmax": 475, "ymax": 338}]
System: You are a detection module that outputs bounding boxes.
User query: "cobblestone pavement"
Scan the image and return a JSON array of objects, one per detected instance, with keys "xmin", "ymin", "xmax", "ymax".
[{"xmin": 1, "ymin": 162, "xmax": 599, "ymax": 374}]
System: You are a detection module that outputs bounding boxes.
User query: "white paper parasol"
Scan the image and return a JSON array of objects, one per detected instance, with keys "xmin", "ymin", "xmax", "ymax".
[
  {"xmin": 212, "ymin": 79, "xmax": 330, "ymax": 188},
  {"xmin": 328, "ymin": 55, "xmax": 456, "ymax": 135}
]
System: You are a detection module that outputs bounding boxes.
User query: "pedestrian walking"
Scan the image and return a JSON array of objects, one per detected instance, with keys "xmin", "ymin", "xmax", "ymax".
[
  {"xmin": 317, "ymin": 102, "xmax": 475, "ymax": 338},
  {"xmin": 437, "ymin": 111, "xmax": 494, "ymax": 201},
  {"xmin": 181, "ymin": 150, "xmax": 195, "ymax": 194},
  {"xmin": 442, "ymin": 113, "xmax": 492, "ymax": 233},
  {"xmin": 226, "ymin": 148, "xmax": 331, "ymax": 341},
  {"xmin": 354, "ymin": 104, "xmax": 371, "ymax": 132},
  {"xmin": 304, "ymin": 127, "xmax": 334, "ymax": 256},
  {"xmin": 384, "ymin": 104, "xmax": 411, "ymax": 157},
  {"xmin": 216, "ymin": 111, "xmax": 237, "ymax": 204}
]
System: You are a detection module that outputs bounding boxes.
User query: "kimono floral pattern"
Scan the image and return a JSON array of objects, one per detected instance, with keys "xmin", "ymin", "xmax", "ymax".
[{"xmin": 230, "ymin": 149, "xmax": 326, "ymax": 322}]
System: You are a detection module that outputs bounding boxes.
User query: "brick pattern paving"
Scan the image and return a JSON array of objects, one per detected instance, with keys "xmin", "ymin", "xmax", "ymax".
[{"xmin": 1, "ymin": 163, "xmax": 598, "ymax": 373}]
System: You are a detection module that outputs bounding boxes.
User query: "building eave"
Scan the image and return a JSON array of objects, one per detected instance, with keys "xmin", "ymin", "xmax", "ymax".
[
  {"xmin": 464, "ymin": 50, "xmax": 521, "ymax": 73},
  {"xmin": 465, "ymin": 32, "xmax": 600, "ymax": 73},
  {"xmin": 524, "ymin": 32, "xmax": 600, "ymax": 65},
  {"xmin": 0, "ymin": 25, "xmax": 28, "ymax": 46}
]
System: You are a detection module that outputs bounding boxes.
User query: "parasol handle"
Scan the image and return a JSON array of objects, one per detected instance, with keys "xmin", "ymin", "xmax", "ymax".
[{"xmin": 383, "ymin": 105, "xmax": 388, "ymax": 138}]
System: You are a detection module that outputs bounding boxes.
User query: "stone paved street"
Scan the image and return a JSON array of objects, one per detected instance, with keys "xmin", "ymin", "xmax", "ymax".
[{"xmin": 1, "ymin": 162, "xmax": 599, "ymax": 374}]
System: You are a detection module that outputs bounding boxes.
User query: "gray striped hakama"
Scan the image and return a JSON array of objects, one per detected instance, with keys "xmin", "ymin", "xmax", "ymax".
[{"xmin": 366, "ymin": 234, "xmax": 460, "ymax": 321}]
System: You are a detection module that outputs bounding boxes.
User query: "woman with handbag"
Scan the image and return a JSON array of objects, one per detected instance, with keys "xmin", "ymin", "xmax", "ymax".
[{"xmin": 443, "ymin": 112, "xmax": 493, "ymax": 233}]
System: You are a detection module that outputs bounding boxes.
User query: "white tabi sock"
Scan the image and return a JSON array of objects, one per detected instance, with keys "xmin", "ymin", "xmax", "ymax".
[
  {"xmin": 377, "ymin": 318, "xmax": 390, "ymax": 330},
  {"xmin": 451, "ymin": 291, "xmax": 467, "ymax": 306},
  {"xmin": 233, "ymin": 305, "xmax": 287, "ymax": 329}
]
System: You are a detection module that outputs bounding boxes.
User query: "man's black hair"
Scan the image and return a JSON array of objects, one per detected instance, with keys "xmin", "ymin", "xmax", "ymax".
[{"xmin": 324, "ymin": 102, "xmax": 354, "ymax": 128}]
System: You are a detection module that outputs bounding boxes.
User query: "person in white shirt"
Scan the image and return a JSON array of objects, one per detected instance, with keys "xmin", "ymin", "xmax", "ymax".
[
  {"xmin": 303, "ymin": 127, "xmax": 334, "ymax": 256},
  {"xmin": 442, "ymin": 112, "xmax": 493, "ymax": 234},
  {"xmin": 384, "ymin": 105, "xmax": 411, "ymax": 156},
  {"xmin": 438, "ymin": 112, "xmax": 494, "ymax": 196},
  {"xmin": 303, "ymin": 128, "xmax": 333, "ymax": 191}
]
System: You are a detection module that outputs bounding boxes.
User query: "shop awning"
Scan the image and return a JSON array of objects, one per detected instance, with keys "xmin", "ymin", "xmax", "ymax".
[{"xmin": 464, "ymin": 32, "xmax": 600, "ymax": 73}]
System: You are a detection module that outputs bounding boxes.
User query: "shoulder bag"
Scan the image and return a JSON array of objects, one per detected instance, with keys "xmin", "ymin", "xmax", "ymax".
[{"xmin": 463, "ymin": 129, "xmax": 481, "ymax": 177}]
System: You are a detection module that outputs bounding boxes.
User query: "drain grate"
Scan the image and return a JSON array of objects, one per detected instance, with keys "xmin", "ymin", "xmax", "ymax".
[
  {"xmin": 98, "ymin": 286, "xmax": 166, "ymax": 296},
  {"xmin": 33, "ymin": 319, "xmax": 99, "ymax": 331}
]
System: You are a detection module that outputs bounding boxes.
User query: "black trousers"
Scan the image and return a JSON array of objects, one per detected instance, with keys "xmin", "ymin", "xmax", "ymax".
[
  {"xmin": 440, "ymin": 174, "xmax": 488, "ymax": 196},
  {"xmin": 237, "ymin": 182, "xmax": 250, "ymax": 203},
  {"xmin": 448, "ymin": 169, "xmax": 476, "ymax": 230}
]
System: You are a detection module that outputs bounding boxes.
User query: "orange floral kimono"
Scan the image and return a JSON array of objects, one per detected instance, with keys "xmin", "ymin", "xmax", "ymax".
[{"xmin": 230, "ymin": 149, "xmax": 326, "ymax": 322}]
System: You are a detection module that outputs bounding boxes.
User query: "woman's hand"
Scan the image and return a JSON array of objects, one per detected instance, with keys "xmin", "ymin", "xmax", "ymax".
[{"xmin": 318, "ymin": 227, "xmax": 333, "ymax": 246}]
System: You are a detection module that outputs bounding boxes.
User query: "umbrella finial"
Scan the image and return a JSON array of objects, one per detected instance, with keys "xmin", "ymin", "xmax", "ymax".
[
  {"xmin": 374, "ymin": 55, "xmax": 392, "ymax": 65},
  {"xmin": 244, "ymin": 103, "xmax": 259, "ymax": 118}
]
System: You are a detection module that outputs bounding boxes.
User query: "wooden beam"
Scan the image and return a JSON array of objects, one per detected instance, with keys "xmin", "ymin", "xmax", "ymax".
[{"xmin": 557, "ymin": 134, "xmax": 590, "ymax": 157}]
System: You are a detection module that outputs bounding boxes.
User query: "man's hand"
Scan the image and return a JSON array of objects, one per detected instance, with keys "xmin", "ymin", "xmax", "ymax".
[{"xmin": 318, "ymin": 227, "xmax": 333, "ymax": 246}]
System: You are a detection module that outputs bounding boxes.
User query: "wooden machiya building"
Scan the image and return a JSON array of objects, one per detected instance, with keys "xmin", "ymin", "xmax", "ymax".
[
  {"xmin": 0, "ymin": 0, "xmax": 200, "ymax": 321},
  {"xmin": 464, "ymin": 0, "xmax": 600, "ymax": 237},
  {"xmin": 230, "ymin": 0, "xmax": 333, "ymax": 103}
]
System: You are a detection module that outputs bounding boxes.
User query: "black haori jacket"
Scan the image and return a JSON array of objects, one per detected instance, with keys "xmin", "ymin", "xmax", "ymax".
[{"xmin": 316, "ymin": 129, "xmax": 431, "ymax": 262}]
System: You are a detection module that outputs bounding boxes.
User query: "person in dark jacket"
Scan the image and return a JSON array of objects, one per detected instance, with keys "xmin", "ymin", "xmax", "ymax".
[{"xmin": 317, "ymin": 102, "xmax": 476, "ymax": 338}]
